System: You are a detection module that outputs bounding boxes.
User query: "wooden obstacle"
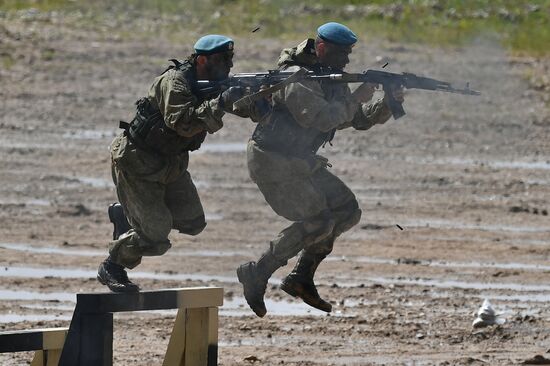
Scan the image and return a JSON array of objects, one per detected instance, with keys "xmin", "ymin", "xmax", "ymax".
[
  {"xmin": 0, "ymin": 327, "xmax": 68, "ymax": 366},
  {"xmin": 0, "ymin": 287, "xmax": 223, "ymax": 366}
]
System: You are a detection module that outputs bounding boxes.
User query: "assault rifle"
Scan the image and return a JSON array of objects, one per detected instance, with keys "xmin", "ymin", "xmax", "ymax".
[{"xmin": 196, "ymin": 68, "xmax": 480, "ymax": 119}]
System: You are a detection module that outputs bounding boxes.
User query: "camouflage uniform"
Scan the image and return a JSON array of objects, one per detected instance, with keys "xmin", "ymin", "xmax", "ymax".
[
  {"xmin": 108, "ymin": 59, "xmax": 226, "ymax": 269},
  {"xmin": 238, "ymin": 39, "xmax": 393, "ymax": 315},
  {"xmin": 251, "ymin": 38, "xmax": 392, "ymax": 263}
]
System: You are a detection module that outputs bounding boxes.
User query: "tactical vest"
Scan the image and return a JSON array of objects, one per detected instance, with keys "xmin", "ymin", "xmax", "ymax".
[
  {"xmin": 123, "ymin": 59, "xmax": 207, "ymax": 156},
  {"xmin": 252, "ymin": 62, "xmax": 336, "ymax": 158}
]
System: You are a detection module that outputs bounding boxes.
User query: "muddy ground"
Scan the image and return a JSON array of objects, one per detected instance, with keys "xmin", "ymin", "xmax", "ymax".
[{"xmin": 1, "ymin": 10, "xmax": 550, "ymax": 366}]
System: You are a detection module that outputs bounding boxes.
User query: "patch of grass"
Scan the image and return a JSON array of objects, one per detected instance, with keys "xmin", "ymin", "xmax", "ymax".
[
  {"xmin": 0, "ymin": 0, "xmax": 77, "ymax": 11},
  {"xmin": 1, "ymin": 0, "xmax": 549, "ymax": 56}
]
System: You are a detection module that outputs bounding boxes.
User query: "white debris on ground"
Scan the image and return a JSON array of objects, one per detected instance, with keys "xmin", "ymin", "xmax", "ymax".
[{"xmin": 472, "ymin": 299, "xmax": 505, "ymax": 328}]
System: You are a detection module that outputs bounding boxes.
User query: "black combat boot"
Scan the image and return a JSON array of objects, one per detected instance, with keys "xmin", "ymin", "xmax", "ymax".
[
  {"xmin": 97, "ymin": 257, "xmax": 140, "ymax": 293},
  {"xmin": 280, "ymin": 252, "xmax": 332, "ymax": 312},
  {"xmin": 108, "ymin": 203, "xmax": 131, "ymax": 240},
  {"xmin": 237, "ymin": 251, "xmax": 285, "ymax": 317}
]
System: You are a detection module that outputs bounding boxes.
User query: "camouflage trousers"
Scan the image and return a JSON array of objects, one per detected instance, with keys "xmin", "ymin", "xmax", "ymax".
[
  {"xmin": 247, "ymin": 140, "xmax": 361, "ymax": 263},
  {"xmin": 108, "ymin": 134, "xmax": 206, "ymax": 269}
]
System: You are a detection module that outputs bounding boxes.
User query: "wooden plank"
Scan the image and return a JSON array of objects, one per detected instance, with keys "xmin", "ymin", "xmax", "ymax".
[
  {"xmin": 162, "ymin": 308, "xmax": 186, "ymax": 366},
  {"xmin": 207, "ymin": 307, "xmax": 218, "ymax": 366},
  {"xmin": 0, "ymin": 328, "xmax": 68, "ymax": 353},
  {"xmin": 79, "ymin": 312, "xmax": 113, "ymax": 366},
  {"xmin": 184, "ymin": 308, "xmax": 209, "ymax": 366},
  {"xmin": 30, "ymin": 350, "xmax": 44, "ymax": 366},
  {"xmin": 177, "ymin": 288, "xmax": 223, "ymax": 309},
  {"xmin": 31, "ymin": 349, "xmax": 63, "ymax": 366},
  {"xmin": 77, "ymin": 287, "xmax": 223, "ymax": 313},
  {"xmin": 42, "ymin": 329, "xmax": 67, "ymax": 350},
  {"xmin": 46, "ymin": 349, "xmax": 62, "ymax": 366}
]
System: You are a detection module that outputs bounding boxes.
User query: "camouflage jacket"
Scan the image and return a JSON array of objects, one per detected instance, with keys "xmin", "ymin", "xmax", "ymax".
[
  {"xmin": 146, "ymin": 60, "xmax": 225, "ymax": 137},
  {"xmin": 276, "ymin": 38, "xmax": 392, "ymax": 131},
  {"xmin": 252, "ymin": 39, "xmax": 392, "ymax": 157}
]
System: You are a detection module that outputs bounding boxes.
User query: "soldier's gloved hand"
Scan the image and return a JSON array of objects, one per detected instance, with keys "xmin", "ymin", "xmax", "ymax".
[
  {"xmin": 352, "ymin": 82, "xmax": 377, "ymax": 104},
  {"xmin": 384, "ymin": 86, "xmax": 405, "ymax": 105},
  {"xmin": 219, "ymin": 86, "xmax": 245, "ymax": 112}
]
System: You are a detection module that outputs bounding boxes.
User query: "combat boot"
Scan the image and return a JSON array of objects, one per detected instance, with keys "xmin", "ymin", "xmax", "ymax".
[
  {"xmin": 237, "ymin": 251, "xmax": 284, "ymax": 317},
  {"xmin": 108, "ymin": 203, "xmax": 131, "ymax": 240},
  {"xmin": 97, "ymin": 257, "xmax": 140, "ymax": 293},
  {"xmin": 280, "ymin": 252, "xmax": 332, "ymax": 312}
]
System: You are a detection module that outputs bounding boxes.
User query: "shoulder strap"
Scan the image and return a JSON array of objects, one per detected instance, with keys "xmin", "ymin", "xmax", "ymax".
[{"xmin": 161, "ymin": 58, "xmax": 186, "ymax": 75}]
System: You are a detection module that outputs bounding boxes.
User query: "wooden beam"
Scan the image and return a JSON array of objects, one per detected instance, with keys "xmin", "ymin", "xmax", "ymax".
[
  {"xmin": 76, "ymin": 287, "xmax": 223, "ymax": 313},
  {"xmin": 184, "ymin": 308, "xmax": 209, "ymax": 366},
  {"xmin": 0, "ymin": 328, "xmax": 68, "ymax": 353},
  {"xmin": 163, "ymin": 308, "xmax": 187, "ymax": 366},
  {"xmin": 207, "ymin": 307, "xmax": 218, "ymax": 366}
]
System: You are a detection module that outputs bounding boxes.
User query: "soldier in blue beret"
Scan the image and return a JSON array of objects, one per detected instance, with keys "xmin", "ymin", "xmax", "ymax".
[
  {"xmin": 237, "ymin": 23, "xmax": 405, "ymax": 316},
  {"xmin": 97, "ymin": 34, "xmax": 260, "ymax": 292}
]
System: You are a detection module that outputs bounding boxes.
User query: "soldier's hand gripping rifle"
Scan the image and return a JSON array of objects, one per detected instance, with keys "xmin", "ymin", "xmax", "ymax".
[{"xmin": 196, "ymin": 68, "xmax": 480, "ymax": 119}]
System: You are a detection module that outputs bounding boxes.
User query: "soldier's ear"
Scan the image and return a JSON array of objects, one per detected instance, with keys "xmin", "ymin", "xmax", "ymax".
[
  {"xmin": 196, "ymin": 55, "xmax": 208, "ymax": 65},
  {"xmin": 316, "ymin": 41, "xmax": 326, "ymax": 57}
]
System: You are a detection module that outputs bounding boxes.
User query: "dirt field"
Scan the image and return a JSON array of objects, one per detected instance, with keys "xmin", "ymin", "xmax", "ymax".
[{"xmin": 1, "ymin": 10, "xmax": 550, "ymax": 366}]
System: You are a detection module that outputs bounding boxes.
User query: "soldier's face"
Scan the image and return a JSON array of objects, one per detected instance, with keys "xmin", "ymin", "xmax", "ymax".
[
  {"xmin": 205, "ymin": 51, "xmax": 234, "ymax": 80},
  {"xmin": 319, "ymin": 42, "xmax": 352, "ymax": 71}
]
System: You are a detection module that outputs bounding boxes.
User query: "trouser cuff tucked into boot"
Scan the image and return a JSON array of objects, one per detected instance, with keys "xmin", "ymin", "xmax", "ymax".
[{"xmin": 280, "ymin": 252, "xmax": 332, "ymax": 313}]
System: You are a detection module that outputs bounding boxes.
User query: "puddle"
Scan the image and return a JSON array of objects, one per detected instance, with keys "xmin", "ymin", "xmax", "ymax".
[
  {"xmin": 177, "ymin": 249, "xmax": 250, "ymax": 257},
  {"xmin": 0, "ymin": 243, "xmax": 102, "ymax": 257},
  {"xmin": 0, "ymin": 288, "xmax": 337, "ymax": 318},
  {"xmin": 0, "ymin": 142, "xmax": 59, "ymax": 150},
  {"xmin": 0, "ymin": 266, "xmax": 237, "ymax": 283},
  {"xmin": 205, "ymin": 212, "xmax": 224, "ymax": 221},
  {"xmin": 76, "ymin": 177, "xmax": 113, "ymax": 189},
  {"xmin": 22, "ymin": 303, "xmax": 75, "ymax": 311},
  {"xmin": 412, "ymin": 235, "xmax": 550, "ymax": 247},
  {"xmin": 0, "ymin": 243, "xmax": 249, "ymax": 258},
  {"xmin": 0, "ymin": 289, "xmax": 75, "ymax": 302},
  {"xmin": 222, "ymin": 296, "xmax": 327, "ymax": 317},
  {"xmin": 196, "ymin": 142, "xmax": 247, "ymax": 154},
  {"xmin": 5, "ymin": 264, "xmax": 550, "ymax": 298},
  {"xmin": 62, "ymin": 129, "xmax": 116, "ymax": 140},
  {"xmin": 481, "ymin": 293, "xmax": 550, "ymax": 303},
  {"xmin": 407, "ymin": 157, "xmax": 550, "ymax": 171},
  {"xmin": 329, "ymin": 255, "xmax": 550, "ymax": 272},
  {"xmin": 400, "ymin": 218, "xmax": 550, "ymax": 233},
  {"xmin": 0, "ymin": 199, "xmax": 51, "ymax": 207},
  {"xmin": 0, "ymin": 314, "xmax": 72, "ymax": 323},
  {"xmin": 358, "ymin": 276, "xmax": 550, "ymax": 292}
]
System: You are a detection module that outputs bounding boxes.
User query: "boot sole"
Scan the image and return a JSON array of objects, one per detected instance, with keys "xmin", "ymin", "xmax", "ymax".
[{"xmin": 280, "ymin": 281, "xmax": 332, "ymax": 313}]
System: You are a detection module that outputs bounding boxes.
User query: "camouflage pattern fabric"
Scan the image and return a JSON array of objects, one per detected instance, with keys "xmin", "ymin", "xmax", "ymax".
[
  {"xmin": 249, "ymin": 39, "xmax": 393, "ymax": 262},
  {"xmin": 108, "ymin": 134, "xmax": 205, "ymax": 268},
  {"xmin": 107, "ymin": 62, "xmax": 223, "ymax": 268}
]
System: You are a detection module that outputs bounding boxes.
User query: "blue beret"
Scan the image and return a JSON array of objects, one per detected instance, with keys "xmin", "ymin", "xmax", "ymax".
[
  {"xmin": 317, "ymin": 22, "xmax": 357, "ymax": 46},
  {"xmin": 194, "ymin": 35, "xmax": 234, "ymax": 55}
]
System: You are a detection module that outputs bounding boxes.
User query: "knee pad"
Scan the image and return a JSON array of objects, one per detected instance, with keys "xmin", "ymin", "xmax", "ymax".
[
  {"xmin": 173, "ymin": 215, "xmax": 207, "ymax": 236},
  {"xmin": 333, "ymin": 200, "xmax": 362, "ymax": 236}
]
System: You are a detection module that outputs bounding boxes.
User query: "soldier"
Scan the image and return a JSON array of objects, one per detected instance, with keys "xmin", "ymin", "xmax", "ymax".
[
  {"xmin": 97, "ymin": 35, "xmax": 258, "ymax": 292},
  {"xmin": 237, "ymin": 22, "xmax": 405, "ymax": 317}
]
